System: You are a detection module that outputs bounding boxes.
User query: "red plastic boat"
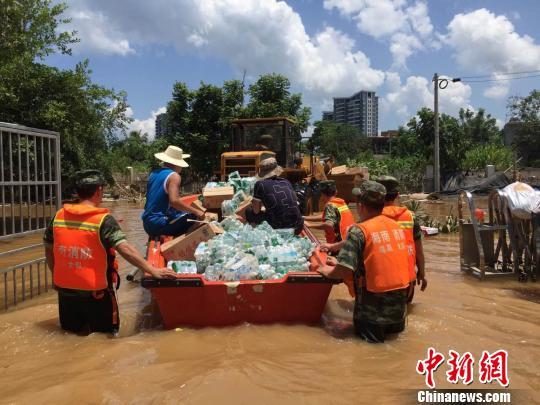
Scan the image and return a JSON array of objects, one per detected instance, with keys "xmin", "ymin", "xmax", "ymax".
[{"xmin": 141, "ymin": 220, "xmax": 336, "ymax": 328}]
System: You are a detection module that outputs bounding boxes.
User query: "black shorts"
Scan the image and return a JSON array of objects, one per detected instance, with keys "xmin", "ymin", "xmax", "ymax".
[
  {"xmin": 58, "ymin": 288, "xmax": 119, "ymax": 335},
  {"xmin": 354, "ymin": 320, "xmax": 405, "ymax": 344}
]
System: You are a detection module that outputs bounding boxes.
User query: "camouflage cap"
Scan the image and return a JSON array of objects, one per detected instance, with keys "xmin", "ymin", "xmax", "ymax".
[
  {"xmin": 75, "ymin": 169, "xmax": 105, "ymax": 187},
  {"xmin": 352, "ymin": 180, "xmax": 386, "ymax": 206},
  {"xmin": 375, "ymin": 175, "xmax": 400, "ymax": 194},
  {"xmin": 319, "ymin": 180, "xmax": 337, "ymax": 195}
]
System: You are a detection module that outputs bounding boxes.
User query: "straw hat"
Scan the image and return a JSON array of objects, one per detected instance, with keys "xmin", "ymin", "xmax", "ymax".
[
  {"xmin": 154, "ymin": 145, "xmax": 190, "ymax": 168},
  {"xmin": 257, "ymin": 157, "xmax": 283, "ymax": 179}
]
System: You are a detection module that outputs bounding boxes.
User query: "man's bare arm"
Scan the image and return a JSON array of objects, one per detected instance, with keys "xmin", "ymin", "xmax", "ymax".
[
  {"xmin": 166, "ymin": 173, "xmax": 205, "ymax": 218},
  {"xmin": 304, "ymin": 220, "xmax": 334, "ymax": 232},
  {"xmin": 115, "ymin": 241, "xmax": 176, "ymax": 279},
  {"xmin": 251, "ymin": 198, "xmax": 262, "ymax": 214},
  {"xmin": 318, "ymin": 262, "xmax": 352, "ymax": 280}
]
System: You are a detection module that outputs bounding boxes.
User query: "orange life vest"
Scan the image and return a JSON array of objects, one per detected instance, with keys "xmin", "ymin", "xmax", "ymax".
[
  {"xmin": 382, "ymin": 205, "xmax": 416, "ymax": 282},
  {"xmin": 357, "ymin": 215, "xmax": 410, "ymax": 293},
  {"xmin": 53, "ymin": 204, "xmax": 114, "ymax": 291},
  {"xmin": 322, "ymin": 197, "xmax": 355, "ymax": 243}
]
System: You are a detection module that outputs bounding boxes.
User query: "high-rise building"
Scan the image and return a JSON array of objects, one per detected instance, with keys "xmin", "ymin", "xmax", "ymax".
[
  {"xmin": 155, "ymin": 113, "xmax": 168, "ymax": 139},
  {"xmin": 322, "ymin": 111, "xmax": 334, "ymax": 121},
  {"xmin": 323, "ymin": 91, "xmax": 378, "ymax": 136}
]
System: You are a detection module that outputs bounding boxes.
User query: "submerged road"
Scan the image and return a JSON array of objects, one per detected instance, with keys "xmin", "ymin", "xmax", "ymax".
[{"xmin": 0, "ymin": 201, "xmax": 539, "ymax": 404}]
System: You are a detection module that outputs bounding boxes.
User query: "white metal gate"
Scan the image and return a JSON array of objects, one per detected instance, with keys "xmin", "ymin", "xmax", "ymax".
[{"xmin": 0, "ymin": 122, "xmax": 61, "ymax": 309}]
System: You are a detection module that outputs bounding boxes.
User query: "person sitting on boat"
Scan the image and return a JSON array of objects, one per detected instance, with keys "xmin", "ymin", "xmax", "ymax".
[
  {"xmin": 142, "ymin": 146, "xmax": 206, "ymax": 237},
  {"xmin": 44, "ymin": 170, "xmax": 176, "ymax": 335},
  {"xmin": 318, "ymin": 181, "xmax": 410, "ymax": 343},
  {"xmin": 376, "ymin": 175, "xmax": 427, "ymax": 301},
  {"xmin": 304, "ymin": 180, "xmax": 355, "ymax": 247},
  {"xmin": 245, "ymin": 157, "xmax": 304, "ymax": 234}
]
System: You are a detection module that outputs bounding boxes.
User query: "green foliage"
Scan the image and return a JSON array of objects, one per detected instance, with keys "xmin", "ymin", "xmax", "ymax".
[
  {"xmin": 347, "ymin": 154, "xmax": 426, "ymax": 193},
  {"xmin": 244, "ymin": 73, "xmax": 311, "ymax": 136},
  {"xmin": 108, "ymin": 131, "xmax": 152, "ymax": 173},
  {"xmin": 0, "ymin": 0, "xmax": 130, "ymax": 185},
  {"xmin": 391, "ymin": 107, "xmax": 503, "ymax": 177},
  {"xmin": 462, "ymin": 144, "xmax": 514, "ymax": 172},
  {"xmin": 458, "ymin": 108, "xmax": 502, "ymax": 144},
  {"xmin": 507, "ymin": 90, "xmax": 540, "ymax": 166},
  {"xmin": 310, "ymin": 121, "xmax": 370, "ymax": 163},
  {"xmin": 163, "ymin": 74, "xmax": 311, "ymax": 177},
  {"xmin": 0, "ymin": 0, "xmax": 78, "ymax": 61},
  {"xmin": 164, "ymin": 80, "xmax": 236, "ymax": 176}
]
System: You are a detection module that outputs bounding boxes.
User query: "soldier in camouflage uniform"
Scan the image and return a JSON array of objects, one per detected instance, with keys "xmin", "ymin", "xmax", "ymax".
[
  {"xmin": 376, "ymin": 175, "xmax": 427, "ymax": 301},
  {"xmin": 304, "ymin": 180, "xmax": 348, "ymax": 242},
  {"xmin": 44, "ymin": 170, "xmax": 176, "ymax": 335},
  {"xmin": 318, "ymin": 181, "xmax": 410, "ymax": 343}
]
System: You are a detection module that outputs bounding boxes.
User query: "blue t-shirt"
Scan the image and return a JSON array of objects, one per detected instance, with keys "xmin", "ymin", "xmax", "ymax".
[{"xmin": 253, "ymin": 176, "xmax": 304, "ymax": 233}]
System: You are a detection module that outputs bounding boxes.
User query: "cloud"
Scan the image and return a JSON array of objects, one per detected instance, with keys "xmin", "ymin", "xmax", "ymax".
[
  {"xmin": 381, "ymin": 74, "xmax": 472, "ymax": 125},
  {"xmin": 66, "ymin": 0, "xmax": 385, "ymax": 98},
  {"xmin": 68, "ymin": 10, "xmax": 134, "ymax": 55},
  {"xmin": 323, "ymin": 0, "xmax": 435, "ymax": 66},
  {"xmin": 445, "ymin": 8, "xmax": 540, "ymax": 97},
  {"xmin": 482, "ymin": 75, "xmax": 510, "ymax": 100},
  {"xmin": 126, "ymin": 106, "xmax": 166, "ymax": 139}
]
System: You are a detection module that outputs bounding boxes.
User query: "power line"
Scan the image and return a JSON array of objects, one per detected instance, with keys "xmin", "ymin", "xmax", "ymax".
[
  {"xmin": 459, "ymin": 69, "xmax": 540, "ymax": 80},
  {"xmin": 461, "ymin": 73, "xmax": 540, "ymax": 83}
]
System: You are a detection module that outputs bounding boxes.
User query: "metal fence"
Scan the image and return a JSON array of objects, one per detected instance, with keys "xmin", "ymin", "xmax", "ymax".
[
  {"xmin": 0, "ymin": 122, "xmax": 61, "ymax": 239},
  {"xmin": 0, "ymin": 122, "xmax": 61, "ymax": 309},
  {"xmin": 0, "ymin": 254, "xmax": 51, "ymax": 310}
]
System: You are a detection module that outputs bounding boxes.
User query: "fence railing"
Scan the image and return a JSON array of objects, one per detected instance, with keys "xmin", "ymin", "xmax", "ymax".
[
  {"xmin": 0, "ymin": 122, "xmax": 61, "ymax": 239},
  {"xmin": 1, "ymin": 257, "xmax": 52, "ymax": 310}
]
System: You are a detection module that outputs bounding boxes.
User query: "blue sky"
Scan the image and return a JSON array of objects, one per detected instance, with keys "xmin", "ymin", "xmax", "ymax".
[{"xmin": 46, "ymin": 0, "xmax": 540, "ymax": 137}]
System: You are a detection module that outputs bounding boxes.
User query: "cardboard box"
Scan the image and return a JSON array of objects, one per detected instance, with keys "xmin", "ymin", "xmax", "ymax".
[
  {"xmin": 161, "ymin": 223, "xmax": 223, "ymax": 261},
  {"xmin": 329, "ymin": 165, "xmax": 347, "ymax": 175},
  {"xmin": 205, "ymin": 211, "xmax": 219, "ymax": 222},
  {"xmin": 202, "ymin": 186, "xmax": 234, "ymax": 209}
]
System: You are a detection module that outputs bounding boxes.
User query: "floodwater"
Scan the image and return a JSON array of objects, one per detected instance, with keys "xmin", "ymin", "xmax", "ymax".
[{"xmin": 0, "ymin": 200, "xmax": 539, "ymax": 404}]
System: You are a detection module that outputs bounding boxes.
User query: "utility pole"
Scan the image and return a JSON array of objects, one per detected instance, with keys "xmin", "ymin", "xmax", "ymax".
[{"xmin": 433, "ymin": 72, "xmax": 440, "ymax": 192}]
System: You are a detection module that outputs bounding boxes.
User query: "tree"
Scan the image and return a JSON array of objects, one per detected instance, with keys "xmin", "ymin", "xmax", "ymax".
[
  {"xmin": 458, "ymin": 108, "xmax": 502, "ymax": 145},
  {"xmin": 310, "ymin": 121, "xmax": 370, "ymax": 163},
  {"xmin": 0, "ymin": 0, "xmax": 130, "ymax": 183},
  {"xmin": 244, "ymin": 74, "xmax": 311, "ymax": 136},
  {"xmin": 109, "ymin": 130, "xmax": 152, "ymax": 173},
  {"xmin": 0, "ymin": 0, "xmax": 78, "ymax": 62},
  {"xmin": 392, "ymin": 108, "xmax": 464, "ymax": 177},
  {"xmin": 165, "ymin": 80, "xmax": 244, "ymax": 177},
  {"xmin": 508, "ymin": 90, "xmax": 540, "ymax": 166}
]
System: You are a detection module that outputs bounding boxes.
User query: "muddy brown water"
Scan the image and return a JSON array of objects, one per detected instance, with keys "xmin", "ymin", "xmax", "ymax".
[{"xmin": 0, "ymin": 199, "xmax": 539, "ymax": 404}]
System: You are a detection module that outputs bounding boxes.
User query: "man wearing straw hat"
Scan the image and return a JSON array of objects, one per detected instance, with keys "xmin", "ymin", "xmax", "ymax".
[{"xmin": 142, "ymin": 146, "xmax": 206, "ymax": 237}]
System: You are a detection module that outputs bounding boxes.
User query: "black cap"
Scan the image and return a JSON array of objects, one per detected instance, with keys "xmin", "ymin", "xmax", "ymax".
[
  {"xmin": 320, "ymin": 180, "xmax": 337, "ymax": 195},
  {"xmin": 75, "ymin": 169, "xmax": 106, "ymax": 187},
  {"xmin": 374, "ymin": 175, "xmax": 400, "ymax": 194}
]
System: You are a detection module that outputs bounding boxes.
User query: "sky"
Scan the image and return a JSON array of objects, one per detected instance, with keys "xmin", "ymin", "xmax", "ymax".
[{"xmin": 45, "ymin": 0, "xmax": 540, "ymax": 138}]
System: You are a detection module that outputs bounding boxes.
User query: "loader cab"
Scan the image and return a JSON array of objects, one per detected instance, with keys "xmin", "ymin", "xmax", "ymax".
[{"xmin": 220, "ymin": 117, "xmax": 298, "ymax": 180}]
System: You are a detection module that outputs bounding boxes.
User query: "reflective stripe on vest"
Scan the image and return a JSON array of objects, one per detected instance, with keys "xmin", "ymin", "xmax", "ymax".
[
  {"xmin": 323, "ymin": 197, "xmax": 355, "ymax": 243},
  {"xmin": 382, "ymin": 206, "xmax": 416, "ymax": 282},
  {"xmin": 53, "ymin": 204, "xmax": 110, "ymax": 291},
  {"xmin": 357, "ymin": 215, "xmax": 410, "ymax": 293}
]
